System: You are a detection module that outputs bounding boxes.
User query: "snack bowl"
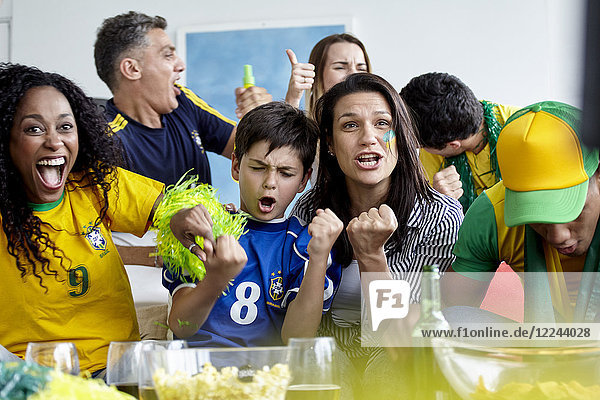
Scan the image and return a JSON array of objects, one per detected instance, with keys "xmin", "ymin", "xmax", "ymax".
[
  {"xmin": 433, "ymin": 338, "xmax": 600, "ymax": 399},
  {"xmin": 140, "ymin": 347, "xmax": 291, "ymax": 400}
]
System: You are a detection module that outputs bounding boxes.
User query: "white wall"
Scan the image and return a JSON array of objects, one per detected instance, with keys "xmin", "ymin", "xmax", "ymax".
[
  {"xmin": 1, "ymin": 0, "xmax": 587, "ymax": 107},
  {"xmin": 0, "ymin": 0, "xmax": 11, "ymax": 62}
]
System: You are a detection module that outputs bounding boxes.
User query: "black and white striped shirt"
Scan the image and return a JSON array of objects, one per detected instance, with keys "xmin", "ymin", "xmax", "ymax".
[
  {"xmin": 291, "ymin": 188, "xmax": 464, "ymax": 355},
  {"xmin": 293, "ymin": 187, "xmax": 463, "ymax": 303}
]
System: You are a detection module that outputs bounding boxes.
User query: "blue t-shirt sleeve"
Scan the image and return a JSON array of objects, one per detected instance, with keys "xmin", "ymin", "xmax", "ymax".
[
  {"xmin": 161, "ymin": 263, "xmax": 195, "ymax": 294},
  {"xmin": 178, "ymin": 86, "xmax": 235, "ymax": 156},
  {"xmin": 281, "ymin": 227, "xmax": 341, "ymax": 313}
]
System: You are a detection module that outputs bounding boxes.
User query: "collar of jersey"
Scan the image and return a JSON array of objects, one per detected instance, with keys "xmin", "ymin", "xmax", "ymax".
[
  {"xmin": 108, "ymin": 99, "xmax": 166, "ymax": 135},
  {"xmin": 28, "ymin": 191, "xmax": 65, "ymax": 212},
  {"xmin": 245, "ymin": 215, "xmax": 290, "ymax": 232}
]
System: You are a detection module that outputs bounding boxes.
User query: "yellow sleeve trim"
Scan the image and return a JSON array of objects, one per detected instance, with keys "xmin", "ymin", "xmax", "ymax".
[
  {"xmin": 177, "ymin": 84, "xmax": 236, "ymax": 126},
  {"xmin": 108, "ymin": 114, "xmax": 128, "ymax": 134}
]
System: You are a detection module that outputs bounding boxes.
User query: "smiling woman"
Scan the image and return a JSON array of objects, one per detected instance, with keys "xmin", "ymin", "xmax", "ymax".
[
  {"xmin": 9, "ymin": 86, "xmax": 79, "ymax": 204},
  {"xmin": 0, "ymin": 63, "xmax": 170, "ymax": 376}
]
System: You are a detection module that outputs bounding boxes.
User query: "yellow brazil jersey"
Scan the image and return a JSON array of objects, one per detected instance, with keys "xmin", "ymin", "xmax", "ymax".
[
  {"xmin": 0, "ymin": 167, "xmax": 163, "ymax": 373},
  {"xmin": 419, "ymin": 103, "xmax": 521, "ymax": 196},
  {"xmin": 453, "ymin": 180, "xmax": 585, "ymax": 318}
]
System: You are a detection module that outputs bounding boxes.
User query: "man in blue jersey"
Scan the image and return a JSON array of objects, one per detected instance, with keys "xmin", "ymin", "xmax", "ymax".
[
  {"xmin": 94, "ymin": 11, "xmax": 272, "ymax": 266},
  {"xmin": 94, "ymin": 11, "xmax": 271, "ymax": 187},
  {"xmin": 166, "ymin": 102, "xmax": 344, "ymax": 346}
]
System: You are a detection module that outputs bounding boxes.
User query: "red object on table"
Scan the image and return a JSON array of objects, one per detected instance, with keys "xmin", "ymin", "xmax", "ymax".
[{"xmin": 480, "ymin": 261, "xmax": 524, "ymax": 322}]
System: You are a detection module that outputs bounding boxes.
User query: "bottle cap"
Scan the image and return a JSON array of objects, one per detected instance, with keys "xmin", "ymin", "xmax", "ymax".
[
  {"xmin": 243, "ymin": 64, "xmax": 255, "ymax": 88},
  {"xmin": 423, "ymin": 265, "xmax": 440, "ymax": 274}
]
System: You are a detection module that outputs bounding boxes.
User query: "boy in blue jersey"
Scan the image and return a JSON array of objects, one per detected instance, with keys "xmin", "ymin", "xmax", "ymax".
[
  {"xmin": 94, "ymin": 12, "xmax": 273, "ymax": 268},
  {"xmin": 165, "ymin": 102, "xmax": 344, "ymax": 346}
]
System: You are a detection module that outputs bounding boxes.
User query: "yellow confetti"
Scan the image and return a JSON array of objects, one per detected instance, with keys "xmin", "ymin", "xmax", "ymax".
[{"xmin": 29, "ymin": 370, "xmax": 135, "ymax": 400}]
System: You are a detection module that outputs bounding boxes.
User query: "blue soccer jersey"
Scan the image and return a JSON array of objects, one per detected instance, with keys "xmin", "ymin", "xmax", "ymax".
[
  {"xmin": 162, "ymin": 215, "xmax": 341, "ymax": 347},
  {"xmin": 106, "ymin": 85, "xmax": 235, "ymax": 187}
]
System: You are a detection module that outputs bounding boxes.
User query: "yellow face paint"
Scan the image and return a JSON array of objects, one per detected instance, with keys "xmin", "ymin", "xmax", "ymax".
[{"xmin": 383, "ymin": 130, "xmax": 396, "ymax": 152}]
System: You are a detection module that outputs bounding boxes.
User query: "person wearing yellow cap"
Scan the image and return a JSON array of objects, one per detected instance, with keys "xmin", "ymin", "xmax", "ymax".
[
  {"xmin": 443, "ymin": 101, "xmax": 600, "ymax": 322},
  {"xmin": 401, "ymin": 73, "xmax": 521, "ymax": 211}
]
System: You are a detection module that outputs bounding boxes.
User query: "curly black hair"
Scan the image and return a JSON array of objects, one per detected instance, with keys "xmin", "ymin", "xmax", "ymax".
[
  {"xmin": 0, "ymin": 63, "xmax": 124, "ymax": 288},
  {"xmin": 400, "ymin": 72, "xmax": 483, "ymax": 149}
]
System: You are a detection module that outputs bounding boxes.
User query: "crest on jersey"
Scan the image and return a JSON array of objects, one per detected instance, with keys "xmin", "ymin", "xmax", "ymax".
[
  {"xmin": 83, "ymin": 223, "xmax": 107, "ymax": 251},
  {"xmin": 190, "ymin": 130, "xmax": 205, "ymax": 152},
  {"xmin": 269, "ymin": 275, "xmax": 284, "ymax": 301}
]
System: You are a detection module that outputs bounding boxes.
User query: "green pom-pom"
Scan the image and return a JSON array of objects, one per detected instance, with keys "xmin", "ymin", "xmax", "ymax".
[{"xmin": 152, "ymin": 175, "xmax": 247, "ymax": 282}]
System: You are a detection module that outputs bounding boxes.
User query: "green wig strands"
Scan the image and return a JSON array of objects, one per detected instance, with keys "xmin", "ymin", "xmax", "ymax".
[{"xmin": 152, "ymin": 176, "xmax": 247, "ymax": 282}]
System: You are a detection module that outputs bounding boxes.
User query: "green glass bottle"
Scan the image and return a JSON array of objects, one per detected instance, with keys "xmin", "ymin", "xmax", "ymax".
[{"xmin": 411, "ymin": 265, "xmax": 455, "ymax": 399}]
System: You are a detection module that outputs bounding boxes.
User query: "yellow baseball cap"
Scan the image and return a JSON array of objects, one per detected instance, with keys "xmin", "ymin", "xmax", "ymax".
[{"xmin": 497, "ymin": 101, "xmax": 599, "ymax": 227}]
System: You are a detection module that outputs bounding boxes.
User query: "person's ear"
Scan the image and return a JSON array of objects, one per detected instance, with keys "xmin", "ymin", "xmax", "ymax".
[
  {"xmin": 298, "ymin": 168, "xmax": 312, "ymax": 193},
  {"xmin": 231, "ymin": 153, "xmax": 240, "ymax": 182},
  {"xmin": 590, "ymin": 165, "xmax": 600, "ymax": 194},
  {"xmin": 326, "ymin": 140, "xmax": 335, "ymax": 157},
  {"xmin": 119, "ymin": 57, "xmax": 142, "ymax": 81},
  {"xmin": 447, "ymin": 140, "xmax": 461, "ymax": 150}
]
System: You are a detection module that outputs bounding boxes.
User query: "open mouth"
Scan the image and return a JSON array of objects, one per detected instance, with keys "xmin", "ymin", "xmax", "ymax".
[
  {"xmin": 557, "ymin": 244, "xmax": 577, "ymax": 255},
  {"xmin": 36, "ymin": 157, "xmax": 66, "ymax": 189},
  {"xmin": 258, "ymin": 196, "xmax": 276, "ymax": 213},
  {"xmin": 173, "ymin": 77, "xmax": 181, "ymax": 96},
  {"xmin": 356, "ymin": 153, "xmax": 382, "ymax": 167}
]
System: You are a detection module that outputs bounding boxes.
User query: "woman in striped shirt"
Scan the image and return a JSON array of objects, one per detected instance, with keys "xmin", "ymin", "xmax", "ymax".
[{"xmin": 292, "ymin": 73, "xmax": 464, "ymax": 399}]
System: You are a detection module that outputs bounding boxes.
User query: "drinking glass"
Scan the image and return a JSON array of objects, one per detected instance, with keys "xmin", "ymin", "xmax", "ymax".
[
  {"xmin": 141, "ymin": 346, "xmax": 290, "ymax": 400},
  {"xmin": 25, "ymin": 341, "xmax": 80, "ymax": 375},
  {"xmin": 286, "ymin": 337, "xmax": 340, "ymax": 400},
  {"xmin": 106, "ymin": 340, "xmax": 187, "ymax": 399}
]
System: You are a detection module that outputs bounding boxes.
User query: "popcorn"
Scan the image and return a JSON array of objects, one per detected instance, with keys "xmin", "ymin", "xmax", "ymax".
[
  {"xmin": 471, "ymin": 376, "xmax": 600, "ymax": 400},
  {"xmin": 153, "ymin": 362, "xmax": 290, "ymax": 400}
]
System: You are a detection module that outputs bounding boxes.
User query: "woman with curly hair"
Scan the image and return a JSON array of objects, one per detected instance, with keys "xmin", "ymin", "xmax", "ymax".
[{"xmin": 0, "ymin": 63, "xmax": 201, "ymax": 376}]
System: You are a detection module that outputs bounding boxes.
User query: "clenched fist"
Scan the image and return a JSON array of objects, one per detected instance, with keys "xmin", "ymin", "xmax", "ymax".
[
  {"xmin": 307, "ymin": 208, "xmax": 343, "ymax": 260},
  {"xmin": 347, "ymin": 204, "xmax": 398, "ymax": 266},
  {"xmin": 432, "ymin": 165, "xmax": 463, "ymax": 199}
]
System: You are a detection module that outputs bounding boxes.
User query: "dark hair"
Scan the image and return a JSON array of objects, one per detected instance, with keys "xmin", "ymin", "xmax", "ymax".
[
  {"xmin": 234, "ymin": 101, "xmax": 318, "ymax": 174},
  {"xmin": 310, "ymin": 73, "xmax": 432, "ymax": 265},
  {"xmin": 400, "ymin": 72, "xmax": 482, "ymax": 149},
  {"xmin": 307, "ymin": 33, "xmax": 371, "ymax": 115},
  {"xmin": 0, "ymin": 63, "xmax": 124, "ymax": 288},
  {"xmin": 94, "ymin": 11, "xmax": 167, "ymax": 92}
]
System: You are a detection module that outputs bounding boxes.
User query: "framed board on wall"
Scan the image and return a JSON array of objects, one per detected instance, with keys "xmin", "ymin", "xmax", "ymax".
[
  {"xmin": 177, "ymin": 18, "xmax": 352, "ymax": 206},
  {"xmin": 0, "ymin": 19, "xmax": 9, "ymax": 62}
]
